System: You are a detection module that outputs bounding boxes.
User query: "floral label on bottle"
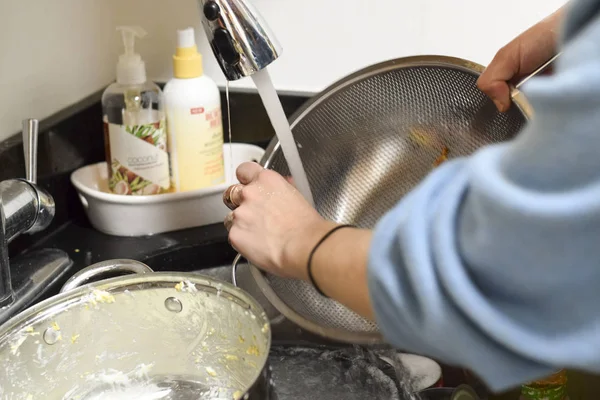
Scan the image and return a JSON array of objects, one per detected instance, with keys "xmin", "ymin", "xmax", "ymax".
[{"xmin": 104, "ymin": 119, "xmax": 171, "ymax": 195}]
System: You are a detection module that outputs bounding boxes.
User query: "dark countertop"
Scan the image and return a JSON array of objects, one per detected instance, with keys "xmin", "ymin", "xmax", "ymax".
[{"xmin": 25, "ymin": 218, "xmax": 236, "ymax": 299}]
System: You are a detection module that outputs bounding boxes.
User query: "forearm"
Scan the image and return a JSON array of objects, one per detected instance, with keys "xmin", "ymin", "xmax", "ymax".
[
  {"xmin": 310, "ymin": 227, "xmax": 374, "ymax": 320},
  {"xmin": 283, "ymin": 221, "xmax": 375, "ymax": 320},
  {"xmin": 523, "ymin": 3, "xmax": 565, "ymax": 45},
  {"xmin": 541, "ymin": 3, "xmax": 566, "ymax": 37},
  {"xmin": 508, "ymin": 4, "xmax": 564, "ymax": 69}
]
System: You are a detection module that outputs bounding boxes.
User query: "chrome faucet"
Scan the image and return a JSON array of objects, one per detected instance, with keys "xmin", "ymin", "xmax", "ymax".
[
  {"xmin": 0, "ymin": 119, "xmax": 72, "ymax": 324},
  {"xmin": 198, "ymin": 0, "xmax": 282, "ymax": 80}
]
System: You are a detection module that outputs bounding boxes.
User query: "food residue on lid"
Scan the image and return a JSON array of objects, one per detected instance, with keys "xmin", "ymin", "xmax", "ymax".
[
  {"xmin": 84, "ymin": 290, "xmax": 116, "ymax": 309},
  {"xmin": 22, "ymin": 326, "xmax": 39, "ymax": 337},
  {"xmin": 10, "ymin": 335, "xmax": 28, "ymax": 355},
  {"xmin": 175, "ymin": 281, "xmax": 198, "ymax": 293},
  {"xmin": 91, "ymin": 290, "xmax": 116, "ymax": 304},
  {"xmin": 246, "ymin": 345, "xmax": 259, "ymax": 356},
  {"xmin": 206, "ymin": 367, "xmax": 217, "ymax": 377},
  {"xmin": 71, "ymin": 334, "xmax": 80, "ymax": 344}
]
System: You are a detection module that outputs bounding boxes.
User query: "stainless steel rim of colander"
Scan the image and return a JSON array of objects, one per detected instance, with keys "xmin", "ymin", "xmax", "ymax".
[
  {"xmin": 262, "ymin": 54, "xmax": 533, "ymax": 167},
  {"xmin": 249, "ymin": 264, "xmax": 384, "ymax": 344},
  {"xmin": 247, "ymin": 54, "xmax": 533, "ymax": 344}
]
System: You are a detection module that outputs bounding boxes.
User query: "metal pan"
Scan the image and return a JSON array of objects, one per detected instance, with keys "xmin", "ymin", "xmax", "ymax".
[{"xmin": 0, "ymin": 259, "xmax": 273, "ymax": 399}]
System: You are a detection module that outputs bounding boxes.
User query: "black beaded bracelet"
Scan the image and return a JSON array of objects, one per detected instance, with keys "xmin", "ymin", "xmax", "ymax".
[{"xmin": 307, "ymin": 224, "xmax": 355, "ymax": 297}]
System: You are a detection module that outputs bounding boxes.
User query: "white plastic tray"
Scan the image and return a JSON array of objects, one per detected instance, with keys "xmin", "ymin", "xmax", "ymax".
[{"xmin": 70, "ymin": 143, "xmax": 265, "ymax": 237}]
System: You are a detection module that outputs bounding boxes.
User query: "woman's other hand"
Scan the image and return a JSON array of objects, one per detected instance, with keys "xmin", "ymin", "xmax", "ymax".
[{"xmin": 477, "ymin": 6, "xmax": 565, "ymax": 112}]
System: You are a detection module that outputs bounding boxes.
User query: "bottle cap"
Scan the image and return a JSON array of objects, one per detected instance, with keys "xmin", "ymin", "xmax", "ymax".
[
  {"xmin": 116, "ymin": 26, "xmax": 147, "ymax": 85},
  {"xmin": 173, "ymin": 27, "xmax": 203, "ymax": 79}
]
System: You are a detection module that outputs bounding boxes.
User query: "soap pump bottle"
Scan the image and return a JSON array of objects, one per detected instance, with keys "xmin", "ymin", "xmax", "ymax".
[
  {"xmin": 102, "ymin": 25, "xmax": 171, "ymax": 196},
  {"xmin": 164, "ymin": 27, "xmax": 224, "ymax": 192}
]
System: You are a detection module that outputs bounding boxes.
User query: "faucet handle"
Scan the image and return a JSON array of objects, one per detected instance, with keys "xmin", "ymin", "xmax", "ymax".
[
  {"xmin": 22, "ymin": 118, "xmax": 39, "ymax": 184},
  {"xmin": 198, "ymin": 0, "xmax": 282, "ymax": 81}
]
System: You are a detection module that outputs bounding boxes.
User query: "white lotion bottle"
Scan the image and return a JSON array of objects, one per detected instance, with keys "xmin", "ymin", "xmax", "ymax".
[{"xmin": 164, "ymin": 27, "xmax": 224, "ymax": 192}]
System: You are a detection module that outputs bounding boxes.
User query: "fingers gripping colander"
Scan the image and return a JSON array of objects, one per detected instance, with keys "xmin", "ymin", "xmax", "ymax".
[{"xmin": 236, "ymin": 55, "xmax": 546, "ymax": 344}]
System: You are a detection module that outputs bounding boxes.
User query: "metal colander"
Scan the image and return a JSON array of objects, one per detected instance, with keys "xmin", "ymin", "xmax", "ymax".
[{"xmin": 242, "ymin": 55, "xmax": 535, "ymax": 344}]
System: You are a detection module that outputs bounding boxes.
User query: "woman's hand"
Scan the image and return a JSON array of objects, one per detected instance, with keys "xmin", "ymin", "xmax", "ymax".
[
  {"xmin": 223, "ymin": 162, "xmax": 335, "ymax": 280},
  {"xmin": 477, "ymin": 6, "xmax": 565, "ymax": 112},
  {"xmin": 223, "ymin": 162, "xmax": 375, "ymax": 319}
]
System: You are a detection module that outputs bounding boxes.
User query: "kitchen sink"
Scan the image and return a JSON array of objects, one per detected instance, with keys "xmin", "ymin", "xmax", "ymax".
[{"xmin": 10, "ymin": 221, "xmax": 478, "ymax": 397}]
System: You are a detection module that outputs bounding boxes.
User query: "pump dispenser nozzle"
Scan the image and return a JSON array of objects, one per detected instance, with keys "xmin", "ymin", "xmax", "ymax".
[{"xmin": 116, "ymin": 26, "xmax": 148, "ymax": 85}]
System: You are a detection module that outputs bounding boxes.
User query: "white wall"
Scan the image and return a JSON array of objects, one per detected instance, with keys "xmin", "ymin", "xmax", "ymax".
[
  {"xmin": 0, "ymin": 0, "xmax": 118, "ymax": 141},
  {"xmin": 134, "ymin": 0, "xmax": 566, "ymax": 94},
  {"xmin": 0, "ymin": 0, "xmax": 566, "ymax": 141}
]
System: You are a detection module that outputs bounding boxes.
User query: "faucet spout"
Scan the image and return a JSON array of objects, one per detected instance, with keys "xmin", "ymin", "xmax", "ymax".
[{"xmin": 198, "ymin": 0, "xmax": 282, "ymax": 81}]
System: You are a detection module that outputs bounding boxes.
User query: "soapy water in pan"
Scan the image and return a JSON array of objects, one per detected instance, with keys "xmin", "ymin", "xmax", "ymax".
[{"xmin": 63, "ymin": 375, "xmax": 240, "ymax": 400}]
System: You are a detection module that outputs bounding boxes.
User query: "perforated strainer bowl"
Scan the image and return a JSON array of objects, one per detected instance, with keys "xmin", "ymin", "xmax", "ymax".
[{"xmin": 240, "ymin": 55, "xmax": 535, "ymax": 344}]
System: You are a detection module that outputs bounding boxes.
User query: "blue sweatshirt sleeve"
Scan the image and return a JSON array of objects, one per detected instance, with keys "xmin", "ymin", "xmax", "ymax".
[{"xmin": 368, "ymin": 0, "xmax": 600, "ymax": 392}]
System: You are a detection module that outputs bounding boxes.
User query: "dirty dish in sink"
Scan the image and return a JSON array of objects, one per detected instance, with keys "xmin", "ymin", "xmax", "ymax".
[{"xmin": 0, "ymin": 259, "xmax": 273, "ymax": 399}]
